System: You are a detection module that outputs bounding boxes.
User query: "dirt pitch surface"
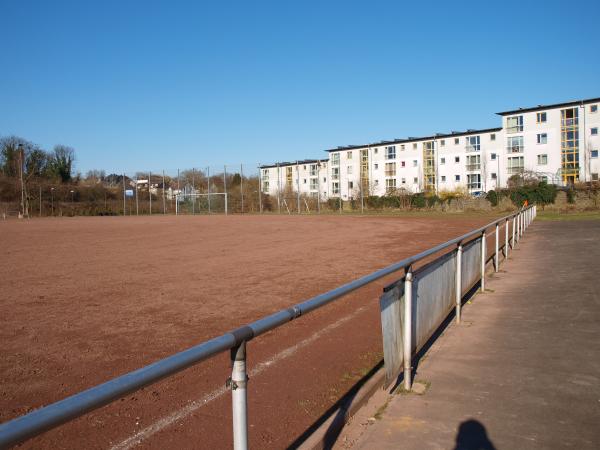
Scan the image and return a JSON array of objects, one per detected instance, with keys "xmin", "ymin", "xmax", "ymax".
[{"xmin": 1, "ymin": 214, "xmax": 497, "ymax": 449}]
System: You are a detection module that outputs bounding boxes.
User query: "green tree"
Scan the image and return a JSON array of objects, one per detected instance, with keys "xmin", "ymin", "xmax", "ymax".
[{"xmin": 49, "ymin": 145, "xmax": 75, "ymax": 182}]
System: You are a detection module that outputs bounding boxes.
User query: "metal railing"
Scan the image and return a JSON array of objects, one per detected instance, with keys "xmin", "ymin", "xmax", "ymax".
[{"xmin": 0, "ymin": 206, "xmax": 537, "ymax": 449}]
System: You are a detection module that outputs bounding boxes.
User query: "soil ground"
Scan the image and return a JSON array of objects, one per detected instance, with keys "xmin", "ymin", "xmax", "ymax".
[{"xmin": 0, "ymin": 213, "xmax": 498, "ymax": 449}]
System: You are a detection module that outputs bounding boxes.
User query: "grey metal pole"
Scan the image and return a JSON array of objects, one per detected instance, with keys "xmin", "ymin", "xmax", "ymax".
[
  {"xmin": 317, "ymin": 163, "xmax": 321, "ymax": 215},
  {"xmin": 192, "ymin": 168, "xmax": 195, "ymax": 215},
  {"xmin": 230, "ymin": 343, "xmax": 248, "ymax": 450},
  {"xmin": 505, "ymin": 218, "xmax": 509, "ymax": 259},
  {"xmin": 403, "ymin": 268, "xmax": 413, "ymax": 391},
  {"xmin": 455, "ymin": 244, "xmax": 462, "ymax": 324},
  {"xmin": 175, "ymin": 194, "xmax": 178, "ymax": 216},
  {"xmin": 240, "ymin": 164, "xmax": 244, "ymax": 214},
  {"xmin": 258, "ymin": 166, "xmax": 262, "ymax": 214},
  {"xmin": 495, "ymin": 223, "xmax": 499, "ymax": 272},
  {"xmin": 162, "ymin": 170, "xmax": 166, "ymax": 215},
  {"xmin": 123, "ymin": 174, "xmax": 126, "ymax": 215},
  {"xmin": 296, "ymin": 161, "xmax": 300, "ymax": 215},
  {"xmin": 149, "ymin": 171, "xmax": 152, "ymax": 215},
  {"xmin": 135, "ymin": 176, "xmax": 139, "ymax": 216},
  {"xmin": 480, "ymin": 230, "xmax": 486, "ymax": 292},
  {"xmin": 224, "ymin": 165, "xmax": 228, "ymax": 214},
  {"xmin": 207, "ymin": 166, "xmax": 211, "ymax": 214},
  {"xmin": 276, "ymin": 163, "xmax": 281, "ymax": 214}
]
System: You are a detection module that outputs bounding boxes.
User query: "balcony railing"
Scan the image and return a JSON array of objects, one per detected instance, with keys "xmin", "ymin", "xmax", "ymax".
[
  {"xmin": 466, "ymin": 164, "xmax": 481, "ymax": 171},
  {"xmin": 506, "ymin": 145, "xmax": 524, "ymax": 153},
  {"xmin": 465, "ymin": 145, "xmax": 480, "ymax": 152},
  {"xmin": 385, "ymin": 171, "xmax": 396, "ymax": 177},
  {"xmin": 561, "ymin": 118, "xmax": 578, "ymax": 127},
  {"xmin": 507, "ymin": 166, "xmax": 525, "ymax": 174},
  {"xmin": 506, "ymin": 125, "xmax": 523, "ymax": 134}
]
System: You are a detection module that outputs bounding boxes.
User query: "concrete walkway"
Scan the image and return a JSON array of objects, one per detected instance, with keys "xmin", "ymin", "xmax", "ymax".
[{"xmin": 347, "ymin": 220, "xmax": 600, "ymax": 449}]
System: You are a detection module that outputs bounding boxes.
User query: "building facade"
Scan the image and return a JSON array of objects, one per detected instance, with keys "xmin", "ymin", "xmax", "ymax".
[{"xmin": 260, "ymin": 97, "xmax": 600, "ymax": 200}]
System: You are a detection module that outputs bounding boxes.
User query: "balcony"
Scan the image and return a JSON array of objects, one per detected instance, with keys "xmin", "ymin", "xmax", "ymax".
[
  {"xmin": 561, "ymin": 118, "xmax": 578, "ymax": 127},
  {"xmin": 507, "ymin": 166, "xmax": 525, "ymax": 175},
  {"xmin": 506, "ymin": 145, "xmax": 524, "ymax": 154},
  {"xmin": 506, "ymin": 125, "xmax": 523, "ymax": 134},
  {"xmin": 385, "ymin": 171, "xmax": 396, "ymax": 177},
  {"xmin": 465, "ymin": 145, "xmax": 480, "ymax": 152},
  {"xmin": 466, "ymin": 164, "xmax": 481, "ymax": 171}
]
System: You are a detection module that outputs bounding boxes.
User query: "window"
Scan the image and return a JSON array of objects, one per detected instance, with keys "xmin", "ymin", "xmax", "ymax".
[
  {"xmin": 592, "ymin": 173, "xmax": 599, "ymax": 181},
  {"xmin": 401, "ymin": 178, "xmax": 406, "ymax": 184},
  {"xmin": 413, "ymin": 143, "xmax": 417, "ymax": 149},
  {"xmin": 440, "ymin": 157, "xmax": 445, "ymax": 164},
  {"xmin": 507, "ymin": 156, "xmax": 524, "ymax": 174},
  {"xmin": 591, "ymin": 150, "xmax": 598, "ymax": 158},
  {"xmin": 385, "ymin": 162, "xmax": 396, "ymax": 176},
  {"xmin": 303, "ymin": 178, "xmax": 307, "ymax": 184},
  {"xmin": 323, "ymin": 177, "xmax": 326, "ymax": 183},
  {"xmin": 440, "ymin": 140, "xmax": 445, "ymax": 146},
  {"xmin": 537, "ymin": 154, "xmax": 548, "ymax": 165},
  {"xmin": 401, "ymin": 144, "xmax": 405, "ymax": 151},
  {"xmin": 332, "ymin": 167, "xmax": 339, "ymax": 180},
  {"xmin": 332, "ymin": 182, "xmax": 340, "ymax": 194},
  {"xmin": 466, "ymin": 155, "xmax": 481, "ymax": 171},
  {"xmin": 347, "ymin": 166, "xmax": 353, "ymax": 174},
  {"xmin": 537, "ymin": 133, "xmax": 548, "ymax": 144},
  {"xmin": 441, "ymin": 175, "xmax": 446, "ymax": 182},
  {"xmin": 591, "ymin": 105, "xmax": 598, "ymax": 113},
  {"xmin": 507, "ymin": 115, "xmax": 523, "ymax": 133},
  {"xmin": 507, "ymin": 136, "xmax": 524, "ymax": 153},
  {"xmin": 491, "ymin": 133, "xmax": 496, "ymax": 141},
  {"xmin": 262, "ymin": 169, "xmax": 269, "ymax": 178},
  {"xmin": 491, "ymin": 173, "xmax": 497, "ymax": 180},
  {"xmin": 467, "ymin": 174, "xmax": 481, "ymax": 190},
  {"xmin": 455, "ymin": 156, "xmax": 460, "ymax": 163},
  {"xmin": 310, "ymin": 178, "xmax": 318, "ymax": 190},
  {"xmin": 455, "ymin": 175, "xmax": 460, "ymax": 181},
  {"xmin": 385, "ymin": 146, "xmax": 396, "ymax": 160},
  {"xmin": 303, "ymin": 165, "xmax": 306, "ymax": 170},
  {"xmin": 374, "ymin": 179, "xmax": 379, "ymax": 185},
  {"xmin": 262, "ymin": 181, "xmax": 269, "ymax": 191},
  {"xmin": 310, "ymin": 165, "xmax": 317, "ymax": 176},
  {"xmin": 347, "ymin": 151, "xmax": 353, "ymax": 159},
  {"xmin": 413, "ymin": 160, "xmax": 418, "ymax": 167},
  {"xmin": 536, "ymin": 112, "xmax": 547, "ymax": 123},
  {"xmin": 374, "ymin": 163, "xmax": 379, "ymax": 170},
  {"xmin": 592, "ymin": 127, "xmax": 598, "ymax": 136},
  {"xmin": 386, "ymin": 179, "xmax": 396, "ymax": 192},
  {"xmin": 374, "ymin": 148, "xmax": 378, "ymax": 154},
  {"xmin": 491, "ymin": 153, "xmax": 497, "ymax": 160},
  {"xmin": 413, "ymin": 177, "xmax": 418, "ymax": 184},
  {"xmin": 466, "ymin": 136, "xmax": 480, "ymax": 152},
  {"xmin": 331, "ymin": 153, "xmax": 340, "ymax": 166},
  {"xmin": 348, "ymin": 181, "xmax": 354, "ymax": 190},
  {"xmin": 401, "ymin": 161, "xmax": 406, "ymax": 168},
  {"xmin": 454, "ymin": 138, "xmax": 459, "ymax": 145}
]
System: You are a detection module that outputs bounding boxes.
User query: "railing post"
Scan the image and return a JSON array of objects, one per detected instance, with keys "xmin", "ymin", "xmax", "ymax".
[
  {"xmin": 494, "ymin": 223, "xmax": 499, "ymax": 272},
  {"xmin": 504, "ymin": 218, "xmax": 509, "ymax": 259},
  {"xmin": 230, "ymin": 342, "xmax": 248, "ymax": 450},
  {"xmin": 480, "ymin": 230, "xmax": 486, "ymax": 292},
  {"xmin": 455, "ymin": 244, "xmax": 462, "ymax": 324},
  {"xmin": 403, "ymin": 268, "xmax": 413, "ymax": 391},
  {"xmin": 512, "ymin": 216, "xmax": 516, "ymax": 249}
]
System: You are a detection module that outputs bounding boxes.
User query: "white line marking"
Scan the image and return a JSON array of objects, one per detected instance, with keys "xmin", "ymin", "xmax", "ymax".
[{"xmin": 111, "ymin": 306, "xmax": 368, "ymax": 450}]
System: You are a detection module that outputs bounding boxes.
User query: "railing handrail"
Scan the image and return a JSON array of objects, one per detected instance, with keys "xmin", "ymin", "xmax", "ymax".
[{"xmin": 0, "ymin": 206, "xmax": 535, "ymax": 448}]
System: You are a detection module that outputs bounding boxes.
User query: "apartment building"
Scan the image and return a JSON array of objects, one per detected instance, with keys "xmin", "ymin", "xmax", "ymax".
[{"xmin": 260, "ymin": 97, "xmax": 600, "ymax": 200}]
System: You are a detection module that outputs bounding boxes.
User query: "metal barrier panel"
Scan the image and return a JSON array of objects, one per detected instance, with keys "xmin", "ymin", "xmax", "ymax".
[
  {"xmin": 461, "ymin": 237, "xmax": 482, "ymax": 294},
  {"xmin": 412, "ymin": 250, "xmax": 457, "ymax": 352},
  {"xmin": 379, "ymin": 281, "xmax": 405, "ymax": 387}
]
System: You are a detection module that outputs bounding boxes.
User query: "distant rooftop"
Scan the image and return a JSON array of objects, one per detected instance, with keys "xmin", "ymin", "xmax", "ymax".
[{"xmin": 496, "ymin": 97, "xmax": 600, "ymax": 116}]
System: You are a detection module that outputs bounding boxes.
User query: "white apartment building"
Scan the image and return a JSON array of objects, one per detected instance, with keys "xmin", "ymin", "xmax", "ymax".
[{"xmin": 260, "ymin": 97, "xmax": 600, "ymax": 200}]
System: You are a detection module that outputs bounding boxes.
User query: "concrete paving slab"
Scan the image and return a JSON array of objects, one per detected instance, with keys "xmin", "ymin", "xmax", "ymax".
[{"xmin": 340, "ymin": 220, "xmax": 600, "ymax": 450}]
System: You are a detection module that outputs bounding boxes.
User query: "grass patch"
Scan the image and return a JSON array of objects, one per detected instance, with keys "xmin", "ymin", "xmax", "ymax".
[
  {"xmin": 373, "ymin": 397, "xmax": 391, "ymax": 420},
  {"xmin": 536, "ymin": 210, "xmax": 600, "ymax": 221}
]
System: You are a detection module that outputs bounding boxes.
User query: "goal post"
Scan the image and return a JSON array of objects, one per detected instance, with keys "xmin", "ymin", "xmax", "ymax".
[{"xmin": 175, "ymin": 192, "xmax": 228, "ymax": 215}]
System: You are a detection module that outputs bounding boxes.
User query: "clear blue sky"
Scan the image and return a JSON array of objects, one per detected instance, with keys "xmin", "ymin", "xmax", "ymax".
[{"xmin": 2, "ymin": 0, "xmax": 599, "ymax": 175}]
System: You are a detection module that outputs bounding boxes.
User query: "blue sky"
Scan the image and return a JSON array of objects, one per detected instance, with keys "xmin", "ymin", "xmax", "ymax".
[{"xmin": 1, "ymin": 0, "xmax": 599, "ymax": 175}]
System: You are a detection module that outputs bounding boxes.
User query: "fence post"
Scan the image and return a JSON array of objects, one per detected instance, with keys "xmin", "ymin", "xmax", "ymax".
[
  {"xmin": 240, "ymin": 164, "xmax": 244, "ymax": 214},
  {"xmin": 207, "ymin": 166, "xmax": 212, "ymax": 214},
  {"xmin": 230, "ymin": 342, "xmax": 248, "ymax": 450},
  {"xmin": 505, "ymin": 218, "xmax": 509, "ymax": 259},
  {"xmin": 455, "ymin": 244, "xmax": 462, "ymax": 324},
  {"xmin": 162, "ymin": 170, "xmax": 166, "ymax": 215},
  {"xmin": 258, "ymin": 166, "xmax": 262, "ymax": 214},
  {"xmin": 512, "ymin": 216, "xmax": 516, "ymax": 248},
  {"xmin": 495, "ymin": 223, "xmax": 499, "ymax": 272},
  {"xmin": 480, "ymin": 230, "xmax": 486, "ymax": 292},
  {"xmin": 403, "ymin": 267, "xmax": 413, "ymax": 391}
]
